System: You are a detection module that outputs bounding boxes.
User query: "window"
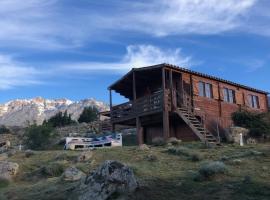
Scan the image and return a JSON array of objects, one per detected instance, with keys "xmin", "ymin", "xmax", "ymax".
[
  {"xmin": 198, "ymin": 81, "xmax": 213, "ymax": 98},
  {"xmin": 223, "ymin": 88, "xmax": 236, "ymax": 103},
  {"xmin": 248, "ymin": 94, "xmax": 260, "ymax": 109},
  {"xmin": 199, "ymin": 81, "xmax": 205, "ymax": 97}
]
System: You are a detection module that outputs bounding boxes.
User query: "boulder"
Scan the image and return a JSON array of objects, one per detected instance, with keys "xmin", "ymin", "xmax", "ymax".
[
  {"xmin": 138, "ymin": 144, "xmax": 150, "ymax": 151},
  {"xmin": 75, "ymin": 160, "xmax": 138, "ymax": 200},
  {"xmin": 62, "ymin": 167, "xmax": 85, "ymax": 182},
  {"xmin": 0, "ymin": 161, "xmax": 19, "ymax": 180},
  {"xmin": 0, "ymin": 153, "xmax": 8, "ymax": 161},
  {"xmin": 225, "ymin": 127, "xmax": 249, "ymax": 143},
  {"xmin": 77, "ymin": 151, "xmax": 93, "ymax": 162}
]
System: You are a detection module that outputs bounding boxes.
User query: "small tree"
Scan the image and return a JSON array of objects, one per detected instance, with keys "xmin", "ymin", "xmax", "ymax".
[
  {"xmin": 24, "ymin": 124, "xmax": 56, "ymax": 150},
  {"xmin": 44, "ymin": 111, "xmax": 76, "ymax": 127},
  {"xmin": 232, "ymin": 111, "xmax": 270, "ymax": 137},
  {"xmin": 78, "ymin": 106, "xmax": 99, "ymax": 123}
]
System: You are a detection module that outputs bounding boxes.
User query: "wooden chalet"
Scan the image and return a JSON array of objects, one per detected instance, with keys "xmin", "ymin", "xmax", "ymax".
[{"xmin": 108, "ymin": 63, "xmax": 269, "ymax": 146}]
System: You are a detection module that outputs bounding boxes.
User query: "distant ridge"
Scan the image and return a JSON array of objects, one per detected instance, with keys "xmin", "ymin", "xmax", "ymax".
[{"xmin": 0, "ymin": 97, "xmax": 109, "ymax": 127}]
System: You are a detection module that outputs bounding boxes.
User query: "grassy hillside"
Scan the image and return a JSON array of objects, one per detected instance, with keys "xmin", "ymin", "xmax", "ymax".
[{"xmin": 0, "ymin": 142, "xmax": 270, "ymax": 200}]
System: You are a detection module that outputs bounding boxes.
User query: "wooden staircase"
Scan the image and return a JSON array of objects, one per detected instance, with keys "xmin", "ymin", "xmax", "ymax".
[{"xmin": 175, "ymin": 107, "xmax": 221, "ymax": 147}]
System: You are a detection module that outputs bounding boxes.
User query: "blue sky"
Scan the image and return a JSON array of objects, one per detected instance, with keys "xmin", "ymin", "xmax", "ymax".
[{"xmin": 0, "ymin": 0, "xmax": 270, "ymax": 104}]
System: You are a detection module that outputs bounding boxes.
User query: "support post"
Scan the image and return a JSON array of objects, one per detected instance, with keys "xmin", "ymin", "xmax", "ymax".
[
  {"xmin": 162, "ymin": 68, "xmax": 170, "ymax": 141},
  {"xmin": 169, "ymin": 69, "xmax": 174, "ymax": 110},
  {"xmin": 136, "ymin": 117, "xmax": 143, "ymax": 145},
  {"xmin": 133, "ymin": 71, "xmax": 143, "ymax": 144},
  {"xmin": 109, "ymin": 89, "xmax": 115, "ymax": 132},
  {"xmin": 132, "ymin": 71, "xmax": 137, "ymax": 101}
]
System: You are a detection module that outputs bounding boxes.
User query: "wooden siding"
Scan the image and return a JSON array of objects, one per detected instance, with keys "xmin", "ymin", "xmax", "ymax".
[
  {"xmin": 110, "ymin": 64, "xmax": 268, "ymax": 144},
  {"xmin": 188, "ymin": 72, "xmax": 268, "ymax": 135}
]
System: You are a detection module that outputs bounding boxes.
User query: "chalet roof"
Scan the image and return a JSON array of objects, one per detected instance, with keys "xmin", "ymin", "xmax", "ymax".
[{"xmin": 109, "ymin": 63, "xmax": 269, "ymax": 96}]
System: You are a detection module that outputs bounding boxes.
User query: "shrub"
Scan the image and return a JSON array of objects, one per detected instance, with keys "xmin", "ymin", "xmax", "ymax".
[
  {"xmin": 197, "ymin": 161, "xmax": 227, "ymax": 180},
  {"xmin": 144, "ymin": 154, "xmax": 158, "ymax": 162},
  {"xmin": 152, "ymin": 137, "xmax": 166, "ymax": 146},
  {"xmin": 0, "ymin": 125, "xmax": 10, "ymax": 134},
  {"xmin": 78, "ymin": 106, "xmax": 99, "ymax": 123},
  {"xmin": 0, "ymin": 178, "xmax": 9, "ymax": 188},
  {"xmin": 232, "ymin": 111, "xmax": 270, "ymax": 137},
  {"xmin": 168, "ymin": 146, "xmax": 203, "ymax": 162},
  {"xmin": 167, "ymin": 137, "xmax": 181, "ymax": 146},
  {"xmin": 41, "ymin": 162, "xmax": 65, "ymax": 177},
  {"xmin": 44, "ymin": 110, "xmax": 76, "ymax": 127},
  {"xmin": 24, "ymin": 124, "xmax": 56, "ymax": 150}
]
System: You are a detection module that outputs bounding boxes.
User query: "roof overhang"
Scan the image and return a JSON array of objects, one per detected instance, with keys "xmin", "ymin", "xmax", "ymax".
[{"xmin": 108, "ymin": 63, "xmax": 269, "ymax": 97}]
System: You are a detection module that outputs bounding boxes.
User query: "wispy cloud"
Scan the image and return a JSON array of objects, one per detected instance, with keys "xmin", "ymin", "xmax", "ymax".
[
  {"xmin": 0, "ymin": 44, "xmax": 193, "ymax": 89},
  {"xmin": 0, "ymin": 54, "xmax": 41, "ymax": 89},
  {"xmin": 60, "ymin": 44, "xmax": 193, "ymax": 73},
  {"xmin": 0, "ymin": 0, "xmax": 269, "ymax": 50}
]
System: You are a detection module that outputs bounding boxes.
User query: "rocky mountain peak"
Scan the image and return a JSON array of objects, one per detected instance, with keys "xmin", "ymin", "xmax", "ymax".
[{"xmin": 0, "ymin": 97, "xmax": 109, "ymax": 127}]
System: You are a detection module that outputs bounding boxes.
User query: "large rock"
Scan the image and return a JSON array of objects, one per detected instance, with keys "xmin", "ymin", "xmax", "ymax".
[
  {"xmin": 75, "ymin": 160, "xmax": 138, "ymax": 200},
  {"xmin": 138, "ymin": 144, "xmax": 150, "ymax": 151},
  {"xmin": 62, "ymin": 167, "xmax": 85, "ymax": 182},
  {"xmin": 225, "ymin": 127, "xmax": 249, "ymax": 143},
  {"xmin": 0, "ymin": 161, "xmax": 19, "ymax": 180}
]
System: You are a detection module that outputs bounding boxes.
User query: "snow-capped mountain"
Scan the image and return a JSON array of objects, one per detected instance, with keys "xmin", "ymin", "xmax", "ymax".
[{"xmin": 0, "ymin": 97, "xmax": 109, "ymax": 127}]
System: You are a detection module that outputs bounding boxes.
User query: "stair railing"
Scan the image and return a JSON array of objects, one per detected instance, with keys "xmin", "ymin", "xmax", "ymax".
[{"xmin": 173, "ymin": 88, "xmax": 221, "ymax": 143}]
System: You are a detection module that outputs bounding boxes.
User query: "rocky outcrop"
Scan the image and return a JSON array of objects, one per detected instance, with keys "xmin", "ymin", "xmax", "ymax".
[
  {"xmin": 0, "ymin": 161, "xmax": 19, "ymax": 180},
  {"xmin": 74, "ymin": 160, "xmax": 138, "ymax": 200},
  {"xmin": 225, "ymin": 126, "xmax": 249, "ymax": 143},
  {"xmin": 62, "ymin": 167, "xmax": 85, "ymax": 182},
  {"xmin": 0, "ymin": 97, "xmax": 109, "ymax": 127}
]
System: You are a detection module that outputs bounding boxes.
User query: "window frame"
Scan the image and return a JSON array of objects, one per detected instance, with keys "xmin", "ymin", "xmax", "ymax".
[
  {"xmin": 248, "ymin": 94, "xmax": 260, "ymax": 109},
  {"xmin": 198, "ymin": 81, "xmax": 213, "ymax": 99},
  {"xmin": 223, "ymin": 88, "xmax": 236, "ymax": 103}
]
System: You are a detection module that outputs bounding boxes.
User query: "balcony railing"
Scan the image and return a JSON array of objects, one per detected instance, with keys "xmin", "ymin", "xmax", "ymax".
[{"xmin": 111, "ymin": 90, "xmax": 169, "ymax": 122}]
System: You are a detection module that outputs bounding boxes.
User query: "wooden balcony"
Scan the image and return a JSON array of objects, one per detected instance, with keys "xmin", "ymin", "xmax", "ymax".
[{"xmin": 111, "ymin": 90, "xmax": 171, "ymax": 123}]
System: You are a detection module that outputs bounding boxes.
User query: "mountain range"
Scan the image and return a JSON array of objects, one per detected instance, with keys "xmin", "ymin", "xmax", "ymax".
[{"xmin": 0, "ymin": 97, "xmax": 109, "ymax": 127}]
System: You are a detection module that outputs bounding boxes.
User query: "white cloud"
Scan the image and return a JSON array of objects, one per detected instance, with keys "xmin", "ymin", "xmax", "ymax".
[
  {"xmin": 111, "ymin": 0, "xmax": 256, "ymax": 36},
  {"xmin": 0, "ymin": 0, "xmax": 269, "ymax": 50},
  {"xmin": 0, "ymin": 54, "xmax": 41, "ymax": 89},
  {"xmin": 0, "ymin": 44, "xmax": 192, "ymax": 90},
  {"xmin": 61, "ymin": 44, "xmax": 192, "ymax": 72}
]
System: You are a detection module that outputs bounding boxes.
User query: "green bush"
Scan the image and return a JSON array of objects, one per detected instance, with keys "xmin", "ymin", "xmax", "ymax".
[
  {"xmin": 232, "ymin": 111, "xmax": 270, "ymax": 137},
  {"xmin": 152, "ymin": 137, "xmax": 166, "ymax": 146},
  {"xmin": 44, "ymin": 110, "xmax": 76, "ymax": 127},
  {"xmin": 78, "ymin": 106, "xmax": 99, "ymax": 123},
  {"xmin": 197, "ymin": 161, "xmax": 227, "ymax": 180},
  {"xmin": 168, "ymin": 146, "xmax": 203, "ymax": 162},
  {"xmin": 40, "ymin": 162, "xmax": 65, "ymax": 177},
  {"xmin": 167, "ymin": 137, "xmax": 181, "ymax": 146},
  {"xmin": 24, "ymin": 124, "xmax": 56, "ymax": 150},
  {"xmin": 0, "ymin": 178, "xmax": 9, "ymax": 188},
  {"xmin": 0, "ymin": 125, "xmax": 10, "ymax": 134}
]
